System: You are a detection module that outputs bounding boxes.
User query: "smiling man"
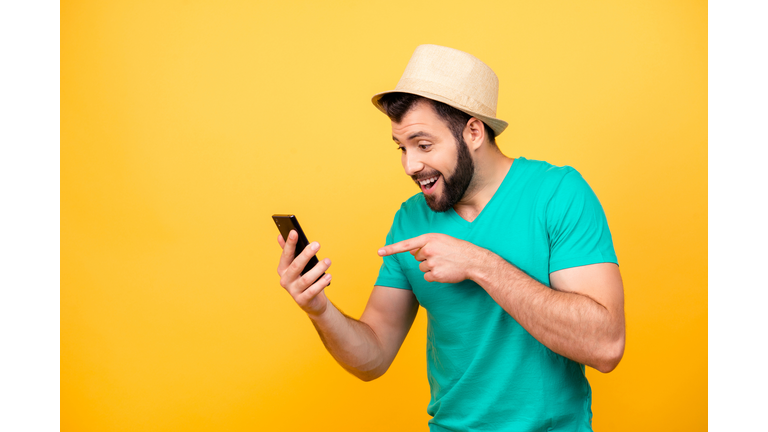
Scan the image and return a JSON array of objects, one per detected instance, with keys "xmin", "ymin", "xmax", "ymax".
[{"xmin": 276, "ymin": 44, "xmax": 625, "ymax": 432}]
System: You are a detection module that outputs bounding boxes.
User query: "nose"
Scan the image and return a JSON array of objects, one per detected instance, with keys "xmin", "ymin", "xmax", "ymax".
[{"xmin": 402, "ymin": 151, "xmax": 424, "ymax": 176}]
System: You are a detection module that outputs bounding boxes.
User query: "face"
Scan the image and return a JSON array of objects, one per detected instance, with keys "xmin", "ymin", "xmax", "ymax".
[{"xmin": 391, "ymin": 101, "xmax": 475, "ymax": 212}]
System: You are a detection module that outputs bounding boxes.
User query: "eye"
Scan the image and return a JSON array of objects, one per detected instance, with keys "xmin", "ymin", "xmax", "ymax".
[
  {"xmin": 396, "ymin": 146, "xmax": 405, "ymax": 153},
  {"xmin": 418, "ymin": 144, "xmax": 432, "ymax": 151}
]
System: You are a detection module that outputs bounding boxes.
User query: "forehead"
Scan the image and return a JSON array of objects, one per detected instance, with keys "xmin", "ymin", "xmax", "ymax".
[{"xmin": 391, "ymin": 100, "xmax": 451, "ymax": 142}]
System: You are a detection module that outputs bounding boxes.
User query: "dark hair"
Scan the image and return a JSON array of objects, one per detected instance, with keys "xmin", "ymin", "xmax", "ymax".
[{"xmin": 378, "ymin": 92, "xmax": 497, "ymax": 146}]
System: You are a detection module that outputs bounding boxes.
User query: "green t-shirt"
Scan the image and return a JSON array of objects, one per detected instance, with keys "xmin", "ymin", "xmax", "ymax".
[{"xmin": 375, "ymin": 157, "xmax": 618, "ymax": 432}]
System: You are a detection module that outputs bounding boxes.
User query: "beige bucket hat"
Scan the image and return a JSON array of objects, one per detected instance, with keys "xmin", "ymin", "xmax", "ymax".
[{"xmin": 372, "ymin": 44, "xmax": 508, "ymax": 136}]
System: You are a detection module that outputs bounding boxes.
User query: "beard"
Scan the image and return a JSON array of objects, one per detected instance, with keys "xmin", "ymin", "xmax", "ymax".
[{"xmin": 416, "ymin": 136, "xmax": 475, "ymax": 213}]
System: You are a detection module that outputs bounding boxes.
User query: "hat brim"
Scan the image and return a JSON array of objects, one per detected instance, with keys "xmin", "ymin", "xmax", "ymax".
[{"xmin": 371, "ymin": 89, "xmax": 509, "ymax": 137}]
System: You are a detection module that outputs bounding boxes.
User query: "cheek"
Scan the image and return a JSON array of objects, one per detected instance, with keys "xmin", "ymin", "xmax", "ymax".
[{"xmin": 437, "ymin": 155, "xmax": 454, "ymax": 174}]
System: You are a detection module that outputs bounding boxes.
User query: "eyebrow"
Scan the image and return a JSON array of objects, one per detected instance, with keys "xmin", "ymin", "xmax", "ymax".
[{"xmin": 392, "ymin": 131, "xmax": 436, "ymax": 143}]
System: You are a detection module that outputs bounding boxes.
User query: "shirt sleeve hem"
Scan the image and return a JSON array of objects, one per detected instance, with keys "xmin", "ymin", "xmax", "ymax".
[
  {"xmin": 373, "ymin": 278, "xmax": 412, "ymax": 290},
  {"xmin": 549, "ymin": 254, "xmax": 619, "ymax": 274}
]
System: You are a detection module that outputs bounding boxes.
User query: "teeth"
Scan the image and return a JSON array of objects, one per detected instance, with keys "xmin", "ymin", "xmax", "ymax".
[{"xmin": 419, "ymin": 176, "xmax": 439, "ymax": 186}]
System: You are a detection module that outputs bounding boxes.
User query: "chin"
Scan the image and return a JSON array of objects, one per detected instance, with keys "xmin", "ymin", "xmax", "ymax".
[{"xmin": 424, "ymin": 194, "xmax": 452, "ymax": 212}]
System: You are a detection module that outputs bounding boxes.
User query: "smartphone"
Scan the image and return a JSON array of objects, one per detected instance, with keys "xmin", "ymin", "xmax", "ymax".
[{"xmin": 272, "ymin": 214, "xmax": 328, "ymax": 285}]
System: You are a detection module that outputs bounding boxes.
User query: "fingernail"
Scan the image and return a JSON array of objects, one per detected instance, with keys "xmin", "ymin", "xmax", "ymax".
[
  {"xmin": 311, "ymin": 242, "xmax": 319, "ymax": 251},
  {"xmin": 378, "ymin": 248, "xmax": 386, "ymax": 256},
  {"xmin": 289, "ymin": 231, "xmax": 297, "ymax": 239},
  {"xmin": 326, "ymin": 274, "xmax": 332, "ymax": 280},
  {"xmin": 323, "ymin": 258, "xmax": 331, "ymax": 265}
]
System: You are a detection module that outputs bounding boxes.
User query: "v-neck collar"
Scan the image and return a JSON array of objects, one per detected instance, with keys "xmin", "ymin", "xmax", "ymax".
[{"xmin": 446, "ymin": 157, "xmax": 520, "ymax": 227}]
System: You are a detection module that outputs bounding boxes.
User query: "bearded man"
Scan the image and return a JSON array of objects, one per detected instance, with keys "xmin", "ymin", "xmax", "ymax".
[{"xmin": 276, "ymin": 44, "xmax": 625, "ymax": 432}]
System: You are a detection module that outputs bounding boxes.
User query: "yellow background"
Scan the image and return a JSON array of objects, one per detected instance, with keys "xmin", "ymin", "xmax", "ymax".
[{"xmin": 62, "ymin": 1, "xmax": 707, "ymax": 430}]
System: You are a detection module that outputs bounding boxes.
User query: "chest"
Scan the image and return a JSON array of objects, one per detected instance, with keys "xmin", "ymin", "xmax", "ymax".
[{"xmin": 398, "ymin": 203, "xmax": 553, "ymax": 314}]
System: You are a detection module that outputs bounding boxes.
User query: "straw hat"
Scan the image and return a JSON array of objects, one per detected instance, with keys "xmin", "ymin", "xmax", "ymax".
[{"xmin": 372, "ymin": 44, "xmax": 508, "ymax": 136}]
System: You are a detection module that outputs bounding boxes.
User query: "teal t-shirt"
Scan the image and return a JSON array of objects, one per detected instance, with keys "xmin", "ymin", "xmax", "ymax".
[{"xmin": 375, "ymin": 157, "xmax": 618, "ymax": 432}]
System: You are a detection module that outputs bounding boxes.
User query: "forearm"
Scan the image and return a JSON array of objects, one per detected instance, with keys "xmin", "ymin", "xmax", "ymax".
[
  {"xmin": 471, "ymin": 252, "xmax": 625, "ymax": 372},
  {"xmin": 276, "ymin": 235, "xmax": 399, "ymax": 380},
  {"xmin": 308, "ymin": 301, "xmax": 387, "ymax": 381}
]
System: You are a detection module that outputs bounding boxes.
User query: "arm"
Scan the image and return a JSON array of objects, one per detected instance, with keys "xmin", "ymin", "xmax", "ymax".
[
  {"xmin": 473, "ymin": 252, "xmax": 625, "ymax": 373},
  {"xmin": 277, "ymin": 231, "xmax": 419, "ymax": 381},
  {"xmin": 309, "ymin": 286, "xmax": 419, "ymax": 381},
  {"xmin": 378, "ymin": 234, "xmax": 625, "ymax": 372}
]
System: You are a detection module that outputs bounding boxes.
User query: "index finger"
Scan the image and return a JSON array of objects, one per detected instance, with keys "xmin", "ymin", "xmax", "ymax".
[{"xmin": 378, "ymin": 235, "xmax": 428, "ymax": 256}]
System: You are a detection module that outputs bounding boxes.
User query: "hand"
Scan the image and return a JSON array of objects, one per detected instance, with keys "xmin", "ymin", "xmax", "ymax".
[
  {"xmin": 378, "ymin": 233, "xmax": 484, "ymax": 284},
  {"xmin": 277, "ymin": 230, "xmax": 333, "ymax": 317}
]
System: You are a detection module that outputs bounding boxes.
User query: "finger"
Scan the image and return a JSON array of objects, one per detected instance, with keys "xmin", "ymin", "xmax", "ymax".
[
  {"xmin": 277, "ymin": 230, "xmax": 298, "ymax": 274},
  {"xmin": 295, "ymin": 258, "xmax": 332, "ymax": 295},
  {"xmin": 296, "ymin": 273, "xmax": 332, "ymax": 305},
  {"xmin": 412, "ymin": 247, "xmax": 429, "ymax": 262},
  {"xmin": 378, "ymin": 235, "xmax": 428, "ymax": 256},
  {"xmin": 418, "ymin": 260, "xmax": 431, "ymax": 273},
  {"xmin": 277, "ymin": 234, "xmax": 285, "ymax": 248},
  {"xmin": 283, "ymin": 240, "xmax": 321, "ymax": 281}
]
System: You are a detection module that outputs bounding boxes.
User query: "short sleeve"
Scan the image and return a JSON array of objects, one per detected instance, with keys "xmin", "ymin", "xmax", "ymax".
[
  {"xmin": 547, "ymin": 170, "xmax": 618, "ymax": 274},
  {"xmin": 374, "ymin": 223, "xmax": 413, "ymax": 290}
]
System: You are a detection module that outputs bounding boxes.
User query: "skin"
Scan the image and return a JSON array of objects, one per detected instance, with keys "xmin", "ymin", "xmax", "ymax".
[{"xmin": 277, "ymin": 100, "xmax": 626, "ymax": 379}]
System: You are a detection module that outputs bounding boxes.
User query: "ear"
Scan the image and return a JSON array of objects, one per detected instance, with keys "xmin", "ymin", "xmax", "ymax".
[{"xmin": 464, "ymin": 118, "xmax": 486, "ymax": 151}]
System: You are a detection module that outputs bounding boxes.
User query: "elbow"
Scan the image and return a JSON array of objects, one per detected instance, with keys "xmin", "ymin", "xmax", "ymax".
[
  {"xmin": 593, "ymin": 334, "xmax": 625, "ymax": 373},
  {"xmin": 353, "ymin": 366, "xmax": 387, "ymax": 382},
  {"xmin": 358, "ymin": 372, "xmax": 381, "ymax": 382},
  {"xmin": 345, "ymin": 361, "xmax": 389, "ymax": 382}
]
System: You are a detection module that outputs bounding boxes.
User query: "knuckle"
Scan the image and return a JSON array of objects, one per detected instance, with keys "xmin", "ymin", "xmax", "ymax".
[{"xmin": 301, "ymin": 287, "xmax": 317, "ymax": 301}]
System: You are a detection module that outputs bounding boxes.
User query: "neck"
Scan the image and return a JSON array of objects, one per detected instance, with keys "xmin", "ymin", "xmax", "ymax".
[{"xmin": 453, "ymin": 146, "xmax": 514, "ymax": 222}]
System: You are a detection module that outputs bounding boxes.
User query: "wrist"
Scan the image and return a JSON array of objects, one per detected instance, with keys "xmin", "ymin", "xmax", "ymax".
[
  {"xmin": 306, "ymin": 299, "xmax": 333, "ymax": 323},
  {"xmin": 468, "ymin": 247, "xmax": 498, "ymax": 284}
]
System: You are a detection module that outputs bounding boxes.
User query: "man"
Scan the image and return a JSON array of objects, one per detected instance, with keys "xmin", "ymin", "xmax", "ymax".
[{"xmin": 276, "ymin": 45, "xmax": 625, "ymax": 431}]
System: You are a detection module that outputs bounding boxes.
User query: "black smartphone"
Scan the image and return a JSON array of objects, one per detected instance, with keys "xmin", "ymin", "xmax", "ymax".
[{"xmin": 272, "ymin": 214, "xmax": 328, "ymax": 285}]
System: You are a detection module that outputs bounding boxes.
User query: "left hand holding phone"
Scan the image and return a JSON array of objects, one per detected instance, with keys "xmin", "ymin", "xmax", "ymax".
[{"xmin": 277, "ymin": 230, "xmax": 333, "ymax": 318}]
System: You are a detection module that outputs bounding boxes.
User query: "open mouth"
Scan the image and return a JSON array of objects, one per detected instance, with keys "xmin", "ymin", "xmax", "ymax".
[{"xmin": 418, "ymin": 175, "xmax": 441, "ymax": 195}]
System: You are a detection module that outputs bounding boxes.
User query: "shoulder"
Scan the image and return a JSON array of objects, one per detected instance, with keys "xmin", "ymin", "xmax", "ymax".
[
  {"xmin": 386, "ymin": 192, "xmax": 435, "ymax": 241},
  {"xmin": 516, "ymin": 157, "xmax": 577, "ymax": 179},
  {"xmin": 394, "ymin": 192, "xmax": 430, "ymax": 220},
  {"xmin": 513, "ymin": 157, "xmax": 584, "ymax": 197}
]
